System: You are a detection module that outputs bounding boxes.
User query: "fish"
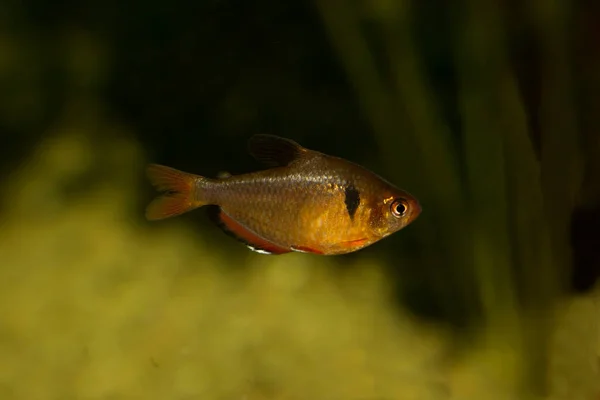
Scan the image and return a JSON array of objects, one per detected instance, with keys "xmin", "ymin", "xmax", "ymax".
[{"xmin": 145, "ymin": 134, "xmax": 421, "ymax": 255}]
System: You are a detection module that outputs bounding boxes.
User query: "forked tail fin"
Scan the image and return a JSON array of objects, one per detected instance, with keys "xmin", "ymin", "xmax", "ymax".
[{"xmin": 145, "ymin": 164, "xmax": 207, "ymax": 220}]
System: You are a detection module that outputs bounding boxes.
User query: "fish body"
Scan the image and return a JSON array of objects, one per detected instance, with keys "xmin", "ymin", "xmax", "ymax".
[{"xmin": 145, "ymin": 135, "xmax": 421, "ymax": 255}]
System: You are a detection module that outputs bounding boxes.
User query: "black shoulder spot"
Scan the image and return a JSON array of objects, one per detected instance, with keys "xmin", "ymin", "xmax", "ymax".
[{"xmin": 344, "ymin": 185, "xmax": 360, "ymax": 220}]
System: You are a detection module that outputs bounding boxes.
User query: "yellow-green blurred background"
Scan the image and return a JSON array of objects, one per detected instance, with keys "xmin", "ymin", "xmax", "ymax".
[{"xmin": 0, "ymin": 0, "xmax": 598, "ymax": 399}]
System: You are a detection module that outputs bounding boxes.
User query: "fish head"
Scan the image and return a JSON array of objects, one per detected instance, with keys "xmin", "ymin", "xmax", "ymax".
[{"xmin": 368, "ymin": 189, "xmax": 421, "ymax": 239}]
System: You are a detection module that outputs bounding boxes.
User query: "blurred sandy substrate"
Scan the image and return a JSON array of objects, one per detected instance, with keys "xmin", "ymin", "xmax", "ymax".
[{"xmin": 0, "ymin": 131, "xmax": 597, "ymax": 400}]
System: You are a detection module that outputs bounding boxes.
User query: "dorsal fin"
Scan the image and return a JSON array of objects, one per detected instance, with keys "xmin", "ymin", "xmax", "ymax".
[
  {"xmin": 207, "ymin": 207, "xmax": 291, "ymax": 255},
  {"xmin": 247, "ymin": 134, "xmax": 309, "ymax": 167}
]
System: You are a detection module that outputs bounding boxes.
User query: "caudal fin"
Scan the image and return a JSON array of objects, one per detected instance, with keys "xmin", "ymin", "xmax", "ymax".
[{"xmin": 145, "ymin": 164, "xmax": 206, "ymax": 221}]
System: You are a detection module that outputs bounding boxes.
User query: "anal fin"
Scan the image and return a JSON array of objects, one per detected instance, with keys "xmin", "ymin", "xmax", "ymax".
[{"xmin": 207, "ymin": 207, "xmax": 291, "ymax": 255}]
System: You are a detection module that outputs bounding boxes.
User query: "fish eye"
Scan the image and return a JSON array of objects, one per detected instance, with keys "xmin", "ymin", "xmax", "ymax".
[{"xmin": 391, "ymin": 198, "xmax": 408, "ymax": 218}]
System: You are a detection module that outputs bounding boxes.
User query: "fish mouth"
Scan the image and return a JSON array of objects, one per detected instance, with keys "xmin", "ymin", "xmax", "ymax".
[{"xmin": 408, "ymin": 198, "xmax": 422, "ymax": 224}]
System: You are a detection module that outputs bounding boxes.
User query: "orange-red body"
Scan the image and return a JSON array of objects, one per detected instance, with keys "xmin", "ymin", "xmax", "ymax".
[{"xmin": 145, "ymin": 135, "xmax": 421, "ymax": 255}]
